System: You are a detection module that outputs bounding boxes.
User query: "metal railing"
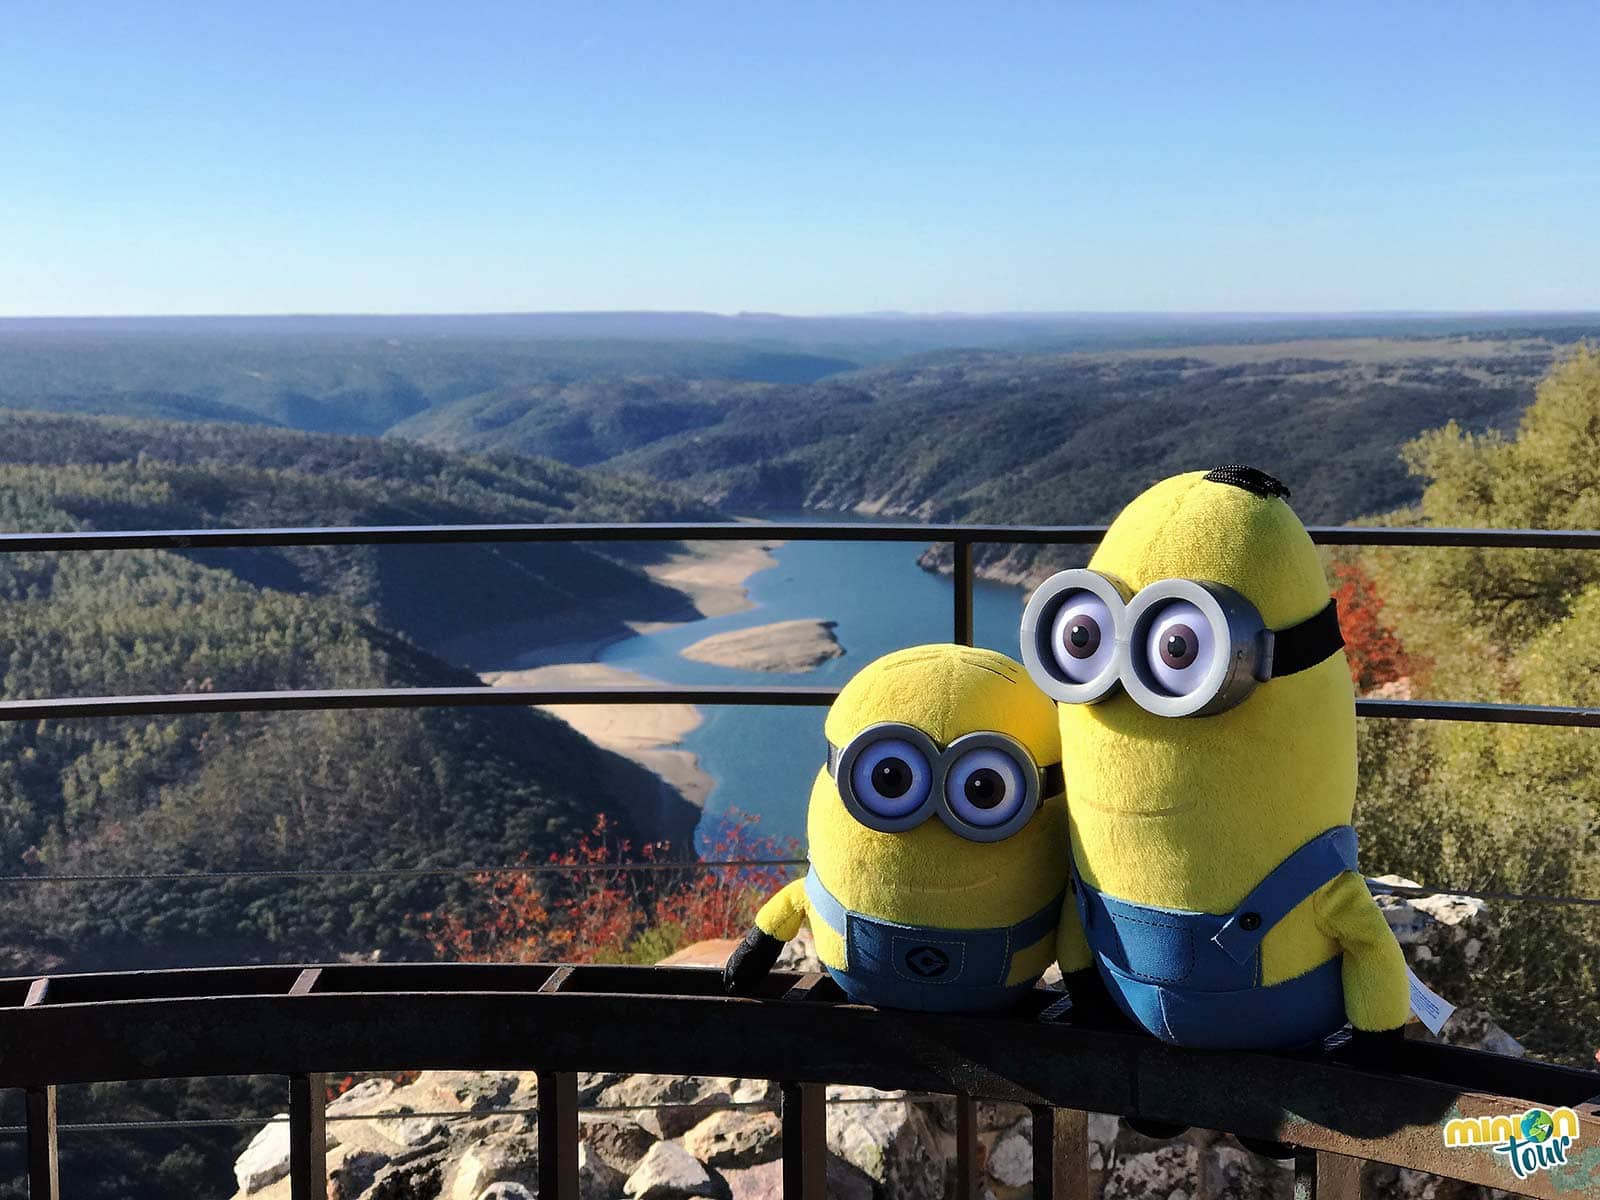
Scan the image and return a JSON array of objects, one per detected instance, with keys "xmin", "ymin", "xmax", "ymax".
[{"xmin": 3, "ymin": 518, "xmax": 1600, "ymax": 1200}]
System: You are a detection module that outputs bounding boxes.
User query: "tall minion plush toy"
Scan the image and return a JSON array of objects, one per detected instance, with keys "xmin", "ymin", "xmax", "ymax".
[
  {"xmin": 1019, "ymin": 467, "xmax": 1409, "ymax": 1051},
  {"xmin": 724, "ymin": 644, "xmax": 1092, "ymax": 1011}
]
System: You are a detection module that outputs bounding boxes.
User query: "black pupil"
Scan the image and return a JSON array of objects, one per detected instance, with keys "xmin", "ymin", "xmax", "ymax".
[
  {"xmin": 1064, "ymin": 614, "xmax": 1100, "ymax": 659},
  {"xmin": 964, "ymin": 768, "xmax": 1005, "ymax": 809},
  {"xmin": 1160, "ymin": 624, "xmax": 1199, "ymax": 669},
  {"xmin": 873, "ymin": 758, "xmax": 913, "ymax": 799}
]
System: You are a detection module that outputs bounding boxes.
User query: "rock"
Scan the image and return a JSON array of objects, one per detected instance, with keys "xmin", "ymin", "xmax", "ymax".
[
  {"xmin": 987, "ymin": 1120, "xmax": 1033, "ymax": 1188},
  {"xmin": 330, "ymin": 1078, "xmax": 399, "ymax": 1115},
  {"xmin": 1371, "ymin": 876, "xmax": 1523, "ymax": 1055},
  {"xmin": 329, "ymin": 1147, "xmax": 390, "ymax": 1200},
  {"xmin": 369, "ymin": 1153, "xmax": 447, "ymax": 1199},
  {"xmin": 1102, "ymin": 1142, "xmax": 1199, "ymax": 1200},
  {"xmin": 580, "ymin": 1141, "xmax": 628, "ymax": 1200},
  {"xmin": 579, "ymin": 1071, "xmax": 632, "ymax": 1105},
  {"xmin": 597, "ymin": 1075, "xmax": 744, "ymax": 1139},
  {"xmin": 774, "ymin": 927, "xmax": 820, "ymax": 974},
  {"xmin": 1204, "ymin": 1143, "xmax": 1288, "ymax": 1200},
  {"xmin": 235, "ymin": 1115, "xmax": 291, "ymax": 1194},
  {"xmin": 1087, "ymin": 1113, "xmax": 1119, "ymax": 1172},
  {"xmin": 824, "ymin": 1085, "xmax": 945, "ymax": 1199},
  {"xmin": 425, "ymin": 1070, "xmax": 521, "ymax": 1114},
  {"xmin": 682, "ymin": 1110, "xmax": 781, "ymax": 1168},
  {"xmin": 449, "ymin": 1133, "xmax": 538, "ymax": 1200},
  {"xmin": 719, "ymin": 1154, "xmax": 874, "ymax": 1200},
  {"xmin": 1439, "ymin": 1006, "xmax": 1525, "ymax": 1057},
  {"xmin": 623, "ymin": 1139, "xmax": 728, "ymax": 1199},
  {"xmin": 581, "ymin": 1114, "xmax": 659, "ymax": 1174}
]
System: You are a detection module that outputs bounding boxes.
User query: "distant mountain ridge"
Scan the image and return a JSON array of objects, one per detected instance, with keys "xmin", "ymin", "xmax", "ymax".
[{"xmin": 396, "ymin": 336, "xmax": 1577, "ymax": 579}]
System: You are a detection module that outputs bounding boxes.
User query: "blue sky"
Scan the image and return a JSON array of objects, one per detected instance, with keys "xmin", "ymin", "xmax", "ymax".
[{"xmin": 3, "ymin": 2, "xmax": 1596, "ymax": 316}]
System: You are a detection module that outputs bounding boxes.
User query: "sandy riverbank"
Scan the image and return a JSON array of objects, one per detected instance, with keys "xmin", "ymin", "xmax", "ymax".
[
  {"xmin": 630, "ymin": 536, "xmax": 781, "ymax": 632},
  {"xmin": 681, "ymin": 618, "xmax": 844, "ymax": 673},
  {"xmin": 483, "ymin": 662, "xmax": 713, "ymax": 808}
]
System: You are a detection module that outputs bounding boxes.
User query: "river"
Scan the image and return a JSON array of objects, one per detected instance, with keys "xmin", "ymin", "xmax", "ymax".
[{"xmin": 593, "ymin": 526, "xmax": 1036, "ymax": 850}]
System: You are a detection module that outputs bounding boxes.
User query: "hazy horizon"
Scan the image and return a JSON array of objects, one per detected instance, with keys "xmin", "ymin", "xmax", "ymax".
[{"xmin": 5, "ymin": 306, "xmax": 1599, "ymax": 323}]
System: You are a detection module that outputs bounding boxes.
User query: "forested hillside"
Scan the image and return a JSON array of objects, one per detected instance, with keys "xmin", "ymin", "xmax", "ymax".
[
  {"xmin": 0, "ymin": 331, "xmax": 856, "ymax": 434},
  {"xmin": 0, "ymin": 410, "xmax": 729, "ymax": 969},
  {"xmin": 399, "ymin": 336, "xmax": 1578, "ymax": 571},
  {"xmin": 0, "ymin": 411, "xmax": 718, "ymax": 650}
]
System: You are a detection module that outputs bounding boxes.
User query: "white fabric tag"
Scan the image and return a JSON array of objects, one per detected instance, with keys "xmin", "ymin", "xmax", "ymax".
[{"xmin": 1407, "ymin": 964, "xmax": 1456, "ymax": 1035}]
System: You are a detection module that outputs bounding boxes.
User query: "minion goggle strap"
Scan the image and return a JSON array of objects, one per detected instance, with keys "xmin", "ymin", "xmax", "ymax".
[
  {"xmin": 1020, "ymin": 569, "xmax": 1345, "ymax": 718},
  {"xmin": 824, "ymin": 722, "xmax": 1063, "ymax": 843}
]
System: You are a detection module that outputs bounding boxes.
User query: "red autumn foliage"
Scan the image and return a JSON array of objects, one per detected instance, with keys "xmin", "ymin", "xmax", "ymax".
[
  {"xmin": 413, "ymin": 811, "xmax": 800, "ymax": 965},
  {"xmin": 1329, "ymin": 560, "xmax": 1421, "ymax": 692}
]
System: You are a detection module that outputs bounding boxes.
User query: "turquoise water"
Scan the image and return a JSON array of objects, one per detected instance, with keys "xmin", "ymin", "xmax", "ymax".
[{"xmin": 594, "ymin": 530, "xmax": 1035, "ymax": 850}]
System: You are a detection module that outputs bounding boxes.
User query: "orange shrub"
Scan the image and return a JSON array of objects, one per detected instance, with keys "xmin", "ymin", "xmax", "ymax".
[{"xmin": 415, "ymin": 811, "xmax": 801, "ymax": 965}]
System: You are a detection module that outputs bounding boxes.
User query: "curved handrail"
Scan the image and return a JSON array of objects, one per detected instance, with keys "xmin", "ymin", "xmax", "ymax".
[{"xmin": 4, "ymin": 962, "xmax": 1597, "ymax": 1198}]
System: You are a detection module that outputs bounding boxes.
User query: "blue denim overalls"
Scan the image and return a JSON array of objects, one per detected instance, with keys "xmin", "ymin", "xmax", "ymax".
[
  {"xmin": 805, "ymin": 872, "xmax": 1065, "ymax": 1012},
  {"xmin": 1073, "ymin": 825, "xmax": 1359, "ymax": 1050}
]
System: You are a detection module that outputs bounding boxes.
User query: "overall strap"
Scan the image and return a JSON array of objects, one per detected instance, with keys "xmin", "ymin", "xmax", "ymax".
[
  {"xmin": 804, "ymin": 870, "xmax": 848, "ymax": 935},
  {"xmin": 1211, "ymin": 825, "xmax": 1359, "ymax": 965},
  {"xmin": 1011, "ymin": 887, "xmax": 1069, "ymax": 948}
]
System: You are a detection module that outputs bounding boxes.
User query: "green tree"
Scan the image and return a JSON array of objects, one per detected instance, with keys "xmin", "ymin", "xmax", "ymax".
[{"xmin": 1355, "ymin": 346, "xmax": 1600, "ymax": 1063}]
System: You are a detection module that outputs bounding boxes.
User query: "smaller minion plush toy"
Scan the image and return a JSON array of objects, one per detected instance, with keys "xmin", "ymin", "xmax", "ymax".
[
  {"xmin": 1019, "ymin": 466, "xmax": 1409, "ymax": 1051},
  {"xmin": 724, "ymin": 644, "xmax": 1091, "ymax": 1011}
]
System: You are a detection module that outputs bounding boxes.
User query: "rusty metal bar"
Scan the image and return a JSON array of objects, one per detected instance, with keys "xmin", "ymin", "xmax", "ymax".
[
  {"xmin": 952, "ymin": 540, "xmax": 975, "ymax": 646},
  {"xmin": 536, "ymin": 1070, "xmax": 579, "ymax": 1200},
  {"xmin": 955, "ymin": 1094, "xmax": 980, "ymax": 1197},
  {"xmin": 24, "ymin": 1085, "xmax": 58, "ymax": 1200},
  {"xmin": 1315, "ymin": 1151, "xmax": 1362, "ymax": 1200},
  {"xmin": 780, "ymin": 1082, "xmax": 826, "ymax": 1200},
  {"xmin": 1, "ymin": 963, "xmax": 1595, "ymax": 1195},
  {"xmin": 2, "ymin": 519, "xmax": 1598, "ymax": 554},
  {"xmin": 1032, "ymin": 1106, "xmax": 1089, "ymax": 1200},
  {"xmin": 287, "ymin": 1073, "xmax": 326, "ymax": 1200}
]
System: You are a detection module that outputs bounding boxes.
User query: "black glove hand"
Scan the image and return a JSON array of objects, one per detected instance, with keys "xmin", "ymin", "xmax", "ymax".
[
  {"xmin": 1059, "ymin": 966, "xmax": 1130, "ymax": 1028},
  {"xmin": 1344, "ymin": 1023, "xmax": 1408, "ymax": 1069},
  {"xmin": 723, "ymin": 925, "xmax": 784, "ymax": 994}
]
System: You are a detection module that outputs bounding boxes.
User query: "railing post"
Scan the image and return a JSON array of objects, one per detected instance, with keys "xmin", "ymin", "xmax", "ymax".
[
  {"xmin": 952, "ymin": 539, "xmax": 975, "ymax": 646},
  {"xmin": 287, "ymin": 1073, "xmax": 326, "ymax": 1200},
  {"xmin": 24, "ymin": 1085, "xmax": 58, "ymax": 1200},
  {"xmin": 1031, "ymin": 1105, "xmax": 1089, "ymax": 1200},
  {"xmin": 780, "ymin": 1082, "xmax": 825, "ymax": 1200},
  {"xmin": 955, "ymin": 1094, "xmax": 980, "ymax": 1197},
  {"xmin": 1292, "ymin": 1149, "xmax": 1365, "ymax": 1199},
  {"xmin": 536, "ymin": 1070, "xmax": 579, "ymax": 1200}
]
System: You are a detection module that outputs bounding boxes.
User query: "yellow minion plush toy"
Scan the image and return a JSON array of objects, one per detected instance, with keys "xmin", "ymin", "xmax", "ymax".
[
  {"xmin": 724, "ymin": 644, "xmax": 1092, "ymax": 1011},
  {"xmin": 1019, "ymin": 466, "xmax": 1408, "ymax": 1050}
]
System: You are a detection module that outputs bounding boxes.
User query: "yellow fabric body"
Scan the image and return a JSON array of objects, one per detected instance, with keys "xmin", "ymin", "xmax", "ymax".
[
  {"xmin": 1060, "ymin": 471, "xmax": 1409, "ymax": 1030},
  {"xmin": 755, "ymin": 878, "xmax": 809, "ymax": 942},
  {"xmin": 753, "ymin": 644, "xmax": 1087, "ymax": 977}
]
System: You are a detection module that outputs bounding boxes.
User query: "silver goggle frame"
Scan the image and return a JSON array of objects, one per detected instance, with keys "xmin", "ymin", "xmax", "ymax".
[
  {"xmin": 828, "ymin": 722, "xmax": 1061, "ymax": 843},
  {"xmin": 1021, "ymin": 569, "xmax": 1317, "ymax": 718}
]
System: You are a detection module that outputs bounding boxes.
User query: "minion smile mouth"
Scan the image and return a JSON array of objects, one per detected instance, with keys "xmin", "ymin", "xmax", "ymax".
[
  {"xmin": 904, "ymin": 873, "xmax": 998, "ymax": 894},
  {"xmin": 1081, "ymin": 795, "xmax": 1197, "ymax": 817}
]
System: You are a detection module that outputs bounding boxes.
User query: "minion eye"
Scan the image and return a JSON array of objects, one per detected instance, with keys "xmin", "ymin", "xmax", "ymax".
[
  {"xmin": 944, "ymin": 747, "xmax": 1028, "ymax": 830},
  {"xmin": 849, "ymin": 738, "xmax": 932, "ymax": 819},
  {"xmin": 1050, "ymin": 592, "xmax": 1116, "ymax": 684},
  {"xmin": 1020, "ymin": 569, "xmax": 1129, "ymax": 704},
  {"xmin": 1139, "ymin": 600, "xmax": 1217, "ymax": 696}
]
